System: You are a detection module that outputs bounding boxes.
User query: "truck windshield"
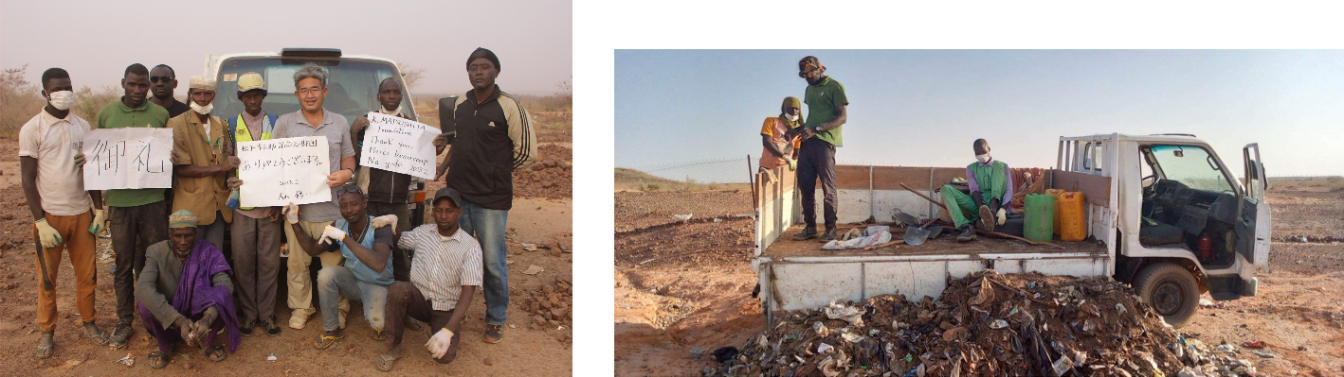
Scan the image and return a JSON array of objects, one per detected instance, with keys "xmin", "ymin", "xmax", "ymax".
[
  {"xmin": 213, "ymin": 57, "xmax": 414, "ymax": 125},
  {"xmin": 1150, "ymin": 145, "xmax": 1234, "ymax": 193}
]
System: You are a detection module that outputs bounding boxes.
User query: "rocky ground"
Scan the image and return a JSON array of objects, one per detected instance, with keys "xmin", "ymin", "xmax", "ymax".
[
  {"xmin": 614, "ymin": 179, "xmax": 1344, "ymax": 377},
  {"xmin": 0, "ymin": 109, "xmax": 572, "ymax": 376}
]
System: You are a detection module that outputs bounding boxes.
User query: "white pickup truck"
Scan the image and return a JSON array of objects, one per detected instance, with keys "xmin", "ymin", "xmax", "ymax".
[{"xmin": 751, "ymin": 133, "xmax": 1269, "ymax": 327}]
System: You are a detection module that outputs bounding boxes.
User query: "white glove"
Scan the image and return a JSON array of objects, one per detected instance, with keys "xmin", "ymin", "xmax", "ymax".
[
  {"xmin": 36, "ymin": 218, "xmax": 63, "ymax": 249},
  {"xmin": 282, "ymin": 202, "xmax": 300, "ymax": 224},
  {"xmin": 371, "ymin": 215, "xmax": 399, "ymax": 233},
  {"xmin": 318, "ymin": 225, "xmax": 347, "ymax": 245},
  {"xmin": 785, "ymin": 157, "xmax": 797, "ymax": 171},
  {"xmin": 425, "ymin": 328, "xmax": 454, "ymax": 359},
  {"xmin": 996, "ymin": 208, "xmax": 1007, "ymax": 226}
]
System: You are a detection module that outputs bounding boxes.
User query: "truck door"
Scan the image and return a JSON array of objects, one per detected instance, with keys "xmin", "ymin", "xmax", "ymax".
[{"xmin": 1237, "ymin": 144, "xmax": 1270, "ymax": 267}]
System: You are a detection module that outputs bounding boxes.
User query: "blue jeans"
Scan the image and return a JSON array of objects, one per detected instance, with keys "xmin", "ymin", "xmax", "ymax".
[
  {"xmin": 316, "ymin": 265, "xmax": 389, "ymax": 332},
  {"xmin": 459, "ymin": 198, "xmax": 509, "ymax": 326}
]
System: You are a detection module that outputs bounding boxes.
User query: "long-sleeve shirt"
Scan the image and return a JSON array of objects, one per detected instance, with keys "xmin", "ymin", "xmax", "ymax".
[
  {"xmin": 135, "ymin": 240, "xmax": 234, "ymax": 326},
  {"xmin": 440, "ymin": 85, "xmax": 538, "ymax": 210},
  {"xmin": 967, "ymin": 159, "xmax": 1014, "ymax": 208}
]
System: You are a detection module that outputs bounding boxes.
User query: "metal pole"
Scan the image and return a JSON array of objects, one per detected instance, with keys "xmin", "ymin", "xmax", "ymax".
[{"xmin": 747, "ymin": 155, "xmax": 757, "ymax": 206}]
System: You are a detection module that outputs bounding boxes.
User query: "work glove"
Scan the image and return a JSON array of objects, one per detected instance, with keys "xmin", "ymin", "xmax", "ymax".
[
  {"xmin": 996, "ymin": 208, "xmax": 1007, "ymax": 226},
  {"xmin": 425, "ymin": 328, "xmax": 454, "ymax": 359},
  {"xmin": 785, "ymin": 157, "xmax": 797, "ymax": 171},
  {"xmin": 318, "ymin": 225, "xmax": 347, "ymax": 246},
  {"xmin": 73, "ymin": 152, "xmax": 86, "ymax": 167},
  {"xmin": 226, "ymin": 190, "xmax": 241, "ymax": 210},
  {"xmin": 371, "ymin": 215, "xmax": 399, "ymax": 233},
  {"xmin": 35, "ymin": 218, "xmax": 63, "ymax": 249},
  {"xmin": 88, "ymin": 209, "xmax": 106, "ymax": 234},
  {"xmin": 282, "ymin": 202, "xmax": 300, "ymax": 224}
]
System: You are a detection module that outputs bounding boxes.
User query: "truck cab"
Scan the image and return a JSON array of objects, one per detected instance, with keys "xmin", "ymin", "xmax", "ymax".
[
  {"xmin": 1070, "ymin": 134, "xmax": 1269, "ymax": 326},
  {"xmin": 750, "ymin": 133, "xmax": 1268, "ymax": 328},
  {"xmin": 206, "ymin": 48, "xmax": 428, "ymax": 227}
]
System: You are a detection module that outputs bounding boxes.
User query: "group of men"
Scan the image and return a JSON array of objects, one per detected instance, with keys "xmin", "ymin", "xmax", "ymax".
[
  {"xmin": 20, "ymin": 47, "xmax": 537, "ymax": 372},
  {"xmin": 760, "ymin": 56, "xmax": 1012, "ymax": 243}
]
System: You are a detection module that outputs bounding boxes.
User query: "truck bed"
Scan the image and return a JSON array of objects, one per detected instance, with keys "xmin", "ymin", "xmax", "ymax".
[{"xmin": 764, "ymin": 224, "xmax": 1108, "ymax": 259}]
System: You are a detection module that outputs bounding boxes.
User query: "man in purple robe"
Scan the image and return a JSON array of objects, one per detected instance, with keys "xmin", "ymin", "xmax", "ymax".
[{"xmin": 135, "ymin": 209, "xmax": 241, "ymax": 368}]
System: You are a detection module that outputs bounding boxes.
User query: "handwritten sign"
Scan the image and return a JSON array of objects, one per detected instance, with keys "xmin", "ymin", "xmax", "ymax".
[
  {"xmin": 360, "ymin": 112, "xmax": 440, "ymax": 179},
  {"xmin": 236, "ymin": 136, "xmax": 332, "ymax": 207},
  {"xmin": 82, "ymin": 128, "xmax": 174, "ymax": 190}
]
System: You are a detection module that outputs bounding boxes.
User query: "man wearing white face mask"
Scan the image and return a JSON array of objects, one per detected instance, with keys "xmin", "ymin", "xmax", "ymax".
[
  {"xmin": 940, "ymin": 138, "xmax": 1014, "ymax": 241},
  {"xmin": 758, "ymin": 96, "xmax": 803, "ymax": 180},
  {"xmin": 168, "ymin": 77, "xmax": 238, "ymax": 251},
  {"xmin": 21, "ymin": 67, "xmax": 111, "ymax": 358}
]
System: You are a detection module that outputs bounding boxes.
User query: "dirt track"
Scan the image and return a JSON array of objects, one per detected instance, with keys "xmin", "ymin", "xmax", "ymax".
[
  {"xmin": 0, "ymin": 110, "xmax": 573, "ymax": 376},
  {"xmin": 613, "ymin": 183, "xmax": 1344, "ymax": 377}
]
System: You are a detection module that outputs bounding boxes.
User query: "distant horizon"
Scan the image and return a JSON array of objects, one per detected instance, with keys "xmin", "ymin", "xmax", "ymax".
[{"xmin": 616, "ymin": 50, "xmax": 1344, "ymax": 181}]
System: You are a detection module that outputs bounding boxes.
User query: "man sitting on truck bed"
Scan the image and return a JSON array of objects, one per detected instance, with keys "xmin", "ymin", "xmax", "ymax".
[{"xmin": 941, "ymin": 138, "xmax": 1013, "ymax": 241}]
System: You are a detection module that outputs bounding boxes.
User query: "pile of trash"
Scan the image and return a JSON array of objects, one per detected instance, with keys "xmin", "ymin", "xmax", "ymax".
[{"xmin": 711, "ymin": 271, "xmax": 1260, "ymax": 377}]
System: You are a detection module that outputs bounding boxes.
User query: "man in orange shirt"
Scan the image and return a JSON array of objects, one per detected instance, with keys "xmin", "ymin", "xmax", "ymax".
[{"xmin": 759, "ymin": 96, "xmax": 803, "ymax": 181}]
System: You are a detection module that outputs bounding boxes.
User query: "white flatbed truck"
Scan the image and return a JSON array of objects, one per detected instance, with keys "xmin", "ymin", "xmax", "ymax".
[{"xmin": 751, "ymin": 133, "xmax": 1269, "ymax": 327}]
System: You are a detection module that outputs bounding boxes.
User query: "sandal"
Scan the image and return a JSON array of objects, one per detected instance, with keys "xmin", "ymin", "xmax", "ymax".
[
  {"xmin": 312, "ymin": 333, "xmax": 344, "ymax": 350},
  {"xmin": 148, "ymin": 350, "xmax": 172, "ymax": 369},
  {"xmin": 201, "ymin": 344, "xmax": 227, "ymax": 362},
  {"xmin": 36, "ymin": 331, "xmax": 54, "ymax": 359},
  {"xmin": 374, "ymin": 353, "xmax": 398, "ymax": 372}
]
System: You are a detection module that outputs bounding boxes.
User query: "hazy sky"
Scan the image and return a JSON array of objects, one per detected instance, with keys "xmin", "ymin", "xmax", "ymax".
[
  {"xmin": 616, "ymin": 50, "xmax": 1344, "ymax": 179},
  {"xmin": 0, "ymin": 0, "xmax": 571, "ymax": 96}
]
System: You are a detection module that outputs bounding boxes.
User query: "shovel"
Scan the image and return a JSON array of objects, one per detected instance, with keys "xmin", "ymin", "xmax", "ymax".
[
  {"xmin": 903, "ymin": 219, "xmax": 939, "ymax": 246},
  {"xmin": 892, "ymin": 210, "xmax": 919, "ymax": 227}
]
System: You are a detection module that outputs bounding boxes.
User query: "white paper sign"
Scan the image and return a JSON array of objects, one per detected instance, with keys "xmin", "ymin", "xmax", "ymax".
[
  {"xmin": 82, "ymin": 128, "xmax": 174, "ymax": 190},
  {"xmin": 360, "ymin": 112, "xmax": 441, "ymax": 179},
  {"xmin": 236, "ymin": 136, "xmax": 332, "ymax": 207}
]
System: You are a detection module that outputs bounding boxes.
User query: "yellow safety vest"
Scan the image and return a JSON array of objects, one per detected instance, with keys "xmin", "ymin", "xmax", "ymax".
[{"xmin": 234, "ymin": 114, "xmax": 274, "ymax": 210}]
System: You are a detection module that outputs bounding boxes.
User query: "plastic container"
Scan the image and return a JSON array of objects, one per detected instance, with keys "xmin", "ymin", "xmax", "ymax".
[
  {"xmin": 1045, "ymin": 188, "xmax": 1067, "ymax": 236},
  {"xmin": 1057, "ymin": 191, "xmax": 1087, "ymax": 241},
  {"xmin": 1024, "ymin": 194, "xmax": 1055, "ymax": 243}
]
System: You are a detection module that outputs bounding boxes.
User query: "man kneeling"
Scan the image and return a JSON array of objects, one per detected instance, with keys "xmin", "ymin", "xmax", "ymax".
[
  {"xmin": 135, "ymin": 210, "xmax": 241, "ymax": 368},
  {"xmin": 288, "ymin": 186, "xmax": 397, "ymax": 349},
  {"xmin": 375, "ymin": 188, "xmax": 482, "ymax": 372}
]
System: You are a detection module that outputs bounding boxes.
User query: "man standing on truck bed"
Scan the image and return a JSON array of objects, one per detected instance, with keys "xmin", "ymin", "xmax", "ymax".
[
  {"xmin": 148, "ymin": 64, "xmax": 191, "ymax": 118},
  {"xmin": 439, "ymin": 47, "xmax": 537, "ymax": 344},
  {"xmin": 789, "ymin": 56, "xmax": 848, "ymax": 242},
  {"xmin": 97, "ymin": 63, "xmax": 174, "ymax": 349},
  {"xmin": 22, "ymin": 67, "xmax": 110, "ymax": 358},
  {"xmin": 267, "ymin": 63, "xmax": 357, "ymax": 330},
  {"xmin": 225, "ymin": 72, "xmax": 284, "ymax": 336},
  {"xmin": 941, "ymin": 138, "xmax": 1013, "ymax": 241},
  {"xmin": 350, "ymin": 78, "xmax": 415, "ymax": 282},
  {"xmin": 758, "ymin": 96, "xmax": 802, "ymax": 182}
]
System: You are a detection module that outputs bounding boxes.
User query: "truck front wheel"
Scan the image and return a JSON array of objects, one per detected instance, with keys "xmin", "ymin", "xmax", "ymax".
[{"xmin": 1133, "ymin": 263, "xmax": 1199, "ymax": 328}]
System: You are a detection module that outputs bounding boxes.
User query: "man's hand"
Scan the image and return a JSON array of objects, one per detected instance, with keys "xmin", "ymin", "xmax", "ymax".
[
  {"xmin": 434, "ymin": 160, "xmax": 450, "ymax": 181},
  {"xmin": 175, "ymin": 317, "xmax": 196, "ymax": 346},
  {"xmin": 35, "ymin": 219, "xmax": 62, "ymax": 249},
  {"xmin": 189, "ymin": 310, "xmax": 216, "ymax": 345},
  {"xmin": 88, "ymin": 209, "xmax": 106, "ymax": 234},
  {"xmin": 785, "ymin": 157, "xmax": 797, "ymax": 171},
  {"xmin": 73, "ymin": 152, "xmax": 86, "ymax": 167},
  {"xmin": 318, "ymin": 225, "xmax": 347, "ymax": 246},
  {"xmin": 425, "ymin": 328, "xmax": 454, "ymax": 359},
  {"xmin": 169, "ymin": 149, "xmax": 184, "ymax": 165},
  {"xmin": 223, "ymin": 156, "xmax": 241, "ymax": 170},
  {"xmin": 433, "ymin": 134, "xmax": 450, "ymax": 152},
  {"xmin": 282, "ymin": 202, "xmax": 300, "ymax": 224},
  {"xmin": 226, "ymin": 177, "xmax": 243, "ymax": 191},
  {"xmin": 268, "ymin": 209, "xmax": 282, "ymax": 223},
  {"xmin": 371, "ymin": 215, "xmax": 399, "ymax": 233},
  {"xmin": 327, "ymin": 168, "xmax": 353, "ymax": 187}
]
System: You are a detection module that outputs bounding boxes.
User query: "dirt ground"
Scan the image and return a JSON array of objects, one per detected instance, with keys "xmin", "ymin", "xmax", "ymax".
[
  {"xmin": 0, "ymin": 110, "xmax": 572, "ymax": 376},
  {"xmin": 613, "ymin": 180, "xmax": 1344, "ymax": 377}
]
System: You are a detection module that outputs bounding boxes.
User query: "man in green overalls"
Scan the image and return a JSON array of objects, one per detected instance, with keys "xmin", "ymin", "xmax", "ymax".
[
  {"xmin": 941, "ymin": 139, "xmax": 1013, "ymax": 242},
  {"xmin": 224, "ymin": 72, "xmax": 284, "ymax": 336}
]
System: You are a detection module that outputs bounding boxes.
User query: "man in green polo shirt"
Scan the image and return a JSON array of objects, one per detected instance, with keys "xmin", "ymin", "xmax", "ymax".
[
  {"xmin": 787, "ymin": 56, "xmax": 848, "ymax": 242},
  {"xmin": 94, "ymin": 63, "xmax": 174, "ymax": 349}
]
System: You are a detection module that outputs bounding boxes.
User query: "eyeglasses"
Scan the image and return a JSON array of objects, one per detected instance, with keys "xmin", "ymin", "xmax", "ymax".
[
  {"xmin": 298, "ymin": 86, "xmax": 324, "ymax": 95},
  {"xmin": 150, "ymin": 76, "xmax": 173, "ymax": 83},
  {"xmin": 335, "ymin": 185, "xmax": 363, "ymax": 197}
]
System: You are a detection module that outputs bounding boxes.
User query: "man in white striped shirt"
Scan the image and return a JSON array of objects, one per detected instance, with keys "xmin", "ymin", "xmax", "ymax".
[{"xmin": 374, "ymin": 188, "xmax": 482, "ymax": 372}]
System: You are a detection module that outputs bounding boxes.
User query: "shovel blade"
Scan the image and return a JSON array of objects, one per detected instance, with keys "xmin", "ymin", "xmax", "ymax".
[
  {"xmin": 903, "ymin": 226, "xmax": 929, "ymax": 246},
  {"xmin": 926, "ymin": 225, "xmax": 944, "ymax": 240}
]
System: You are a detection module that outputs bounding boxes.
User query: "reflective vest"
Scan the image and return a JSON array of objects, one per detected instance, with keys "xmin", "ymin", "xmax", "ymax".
[{"xmin": 232, "ymin": 114, "xmax": 277, "ymax": 210}]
